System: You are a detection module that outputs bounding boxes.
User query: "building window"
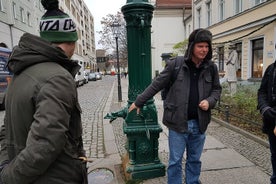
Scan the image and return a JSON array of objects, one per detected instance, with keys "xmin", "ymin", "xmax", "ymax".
[
  {"xmin": 206, "ymin": 1, "xmax": 211, "ymax": 26},
  {"xmin": 218, "ymin": 46, "xmax": 224, "ymax": 72},
  {"xmin": 234, "ymin": 0, "xmax": 242, "ymax": 14},
  {"xmin": 0, "ymin": 0, "xmax": 3, "ymax": 11},
  {"xmin": 251, "ymin": 38, "xmax": 264, "ymax": 78},
  {"xmin": 197, "ymin": 7, "xmax": 201, "ymax": 28},
  {"xmin": 219, "ymin": 0, "xmax": 225, "ymax": 21},
  {"xmin": 38, "ymin": 0, "xmax": 43, "ymax": 10},
  {"xmin": 236, "ymin": 43, "xmax": 242, "ymax": 78},
  {"xmin": 254, "ymin": 0, "xmax": 266, "ymax": 5},
  {"xmin": 20, "ymin": 7, "xmax": 25, "ymax": 23},
  {"xmin": 27, "ymin": 12, "xmax": 31, "ymax": 26},
  {"xmin": 97, "ymin": 57, "xmax": 107, "ymax": 63},
  {"xmin": 12, "ymin": 2, "xmax": 17, "ymax": 19}
]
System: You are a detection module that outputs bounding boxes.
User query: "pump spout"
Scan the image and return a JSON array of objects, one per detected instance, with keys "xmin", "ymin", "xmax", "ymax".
[{"xmin": 104, "ymin": 107, "xmax": 128, "ymax": 123}]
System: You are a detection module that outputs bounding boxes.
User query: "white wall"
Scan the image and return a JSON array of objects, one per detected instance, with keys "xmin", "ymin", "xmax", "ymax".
[
  {"xmin": 151, "ymin": 9, "xmax": 185, "ymax": 77},
  {"xmin": 0, "ymin": 22, "xmax": 12, "ymax": 48}
]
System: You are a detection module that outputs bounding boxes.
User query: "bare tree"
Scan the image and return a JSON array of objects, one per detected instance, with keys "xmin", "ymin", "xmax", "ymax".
[{"xmin": 98, "ymin": 12, "xmax": 128, "ymax": 70}]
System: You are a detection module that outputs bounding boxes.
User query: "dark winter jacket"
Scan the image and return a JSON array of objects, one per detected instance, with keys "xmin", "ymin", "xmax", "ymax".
[
  {"xmin": 257, "ymin": 62, "xmax": 276, "ymax": 133},
  {"xmin": 0, "ymin": 33, "xmax": 86, "ymax": 183},
  {"xmin": 135, "ymin": 57, "xmax": 221, "ymax": 133}
]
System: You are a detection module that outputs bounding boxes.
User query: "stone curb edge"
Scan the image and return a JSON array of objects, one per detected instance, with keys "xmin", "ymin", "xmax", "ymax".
[{"xmin": 212, "ymin": 117, "xmax": 269, "ymax": 148}]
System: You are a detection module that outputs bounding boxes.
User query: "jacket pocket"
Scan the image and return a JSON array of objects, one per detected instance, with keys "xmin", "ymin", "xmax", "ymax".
[
  {"xmin": 163, "ymin": 103, "xmax": 177, "ymax": 122},
  {"xmin": 203, "ymin": 75, "xmax": 213, "ymax": 96}
]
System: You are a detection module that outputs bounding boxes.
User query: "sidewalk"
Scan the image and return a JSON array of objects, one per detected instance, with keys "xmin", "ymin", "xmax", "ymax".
[{"xmin": 88, "ymin": 77, "xmax": 271, "ymax": 184}]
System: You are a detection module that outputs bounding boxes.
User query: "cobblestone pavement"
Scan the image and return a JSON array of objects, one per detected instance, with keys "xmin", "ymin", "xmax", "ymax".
[
  {"xmin": 206, "ymin": 123, "xmax": 272, "ymax": 175},
  {"xmin": 78, "ymin": 76, "xmax": 115, "ymax": 159}
]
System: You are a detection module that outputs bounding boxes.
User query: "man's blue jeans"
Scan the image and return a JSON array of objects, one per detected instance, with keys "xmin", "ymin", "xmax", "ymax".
[
  {"xmin": 167, "ymin": 119, "xmax": 206, "ymax": 184},
  {"xmin": 268, "ymin": 131, "xmax": 276, "ymax": 184}
]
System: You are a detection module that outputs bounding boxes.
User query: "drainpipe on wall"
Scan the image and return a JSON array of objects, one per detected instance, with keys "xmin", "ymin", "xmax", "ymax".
[
  {"xmin": 9, "ymin": 24, "xmax": 14, "ymax": 48},
  {"xmin": 7, "ymin": 0, "xmax": 14, "ymax": 48},
  {"xmin": 183, "ymin": 7, "xmax": 186, "ymax": 38},
  {"xmin": 182, "ymin": 6, "xmax": 192, "ymax": 39}
]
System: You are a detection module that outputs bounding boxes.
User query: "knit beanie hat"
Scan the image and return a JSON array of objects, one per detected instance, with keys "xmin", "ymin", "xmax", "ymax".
[
  {"xmin": 185, "ymin": 28, "xmax": 213, "ymax": 61},
  {"xmin": 40, "ymin": 0, "xmax": 78, "ymax": 42}
]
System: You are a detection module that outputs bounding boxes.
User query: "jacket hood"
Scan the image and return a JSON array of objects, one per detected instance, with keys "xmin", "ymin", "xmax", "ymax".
[
  {"xmin": 8, "ymin": 33, "xmax": 79, "ymax": 75},
  {"xmin": 184, "ymin": 28, "xmax": 213, "ymax": 61}
]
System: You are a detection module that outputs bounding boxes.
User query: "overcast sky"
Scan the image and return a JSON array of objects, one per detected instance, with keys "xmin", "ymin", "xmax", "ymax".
[{"xmin": 83, "ymin": 0, "xmax": 126, "ymax": 48}]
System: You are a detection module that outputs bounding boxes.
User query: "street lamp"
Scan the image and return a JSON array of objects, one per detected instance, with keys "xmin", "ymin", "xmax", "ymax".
[{"xmin": 111, "ymin": 20, "xmax": 122, "ymax": 102}]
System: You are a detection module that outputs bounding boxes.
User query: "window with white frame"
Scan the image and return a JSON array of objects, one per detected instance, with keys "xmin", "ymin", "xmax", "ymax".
[
  {"xmin": 197, "ymin": 7, "xmax": 201, "ymax": 28},
  {"xmin": 206, "ymin": 1, "xmax": 211, "ymax": 26},
  {"xmin": 219, "ymin": 0, "xmax": 225, "ymax": 21},
  {"xmin": 251, "ymin": 38, "xmax": 264, "ymax": 78},
  {"xmin": 27, "ymin": 12, "xmax": 31, "ymax": 26},
  {"xmin": 236, "ymin": 43, "xmax": 242, "ymax": 78},
  {"xmin": 20, "ymin": 7, "xmax": 25, "ymax": 23},
  {"xmin": 38, "ymin": 0, "xmax": 43, "ymax": 10},
  {"xmin": 0, "ymin": 0, "xmax": 3, "ymax": 11},
  {"xmin": 36, "ymin": 17, "xmax": 40, "ymax": 32},
  {"xmin": 12, "ymin": 2, "xmax": 17, "ymax": 19},
  {"xmin": 218, "ymin": 46, "xmax": 224, "ymax": 72},
  {"xmin": 234, "ymin": 0, "xmax": 242, "ymax": 14},
  {"xmin": 255, "ymin": 0, "xmax": 266, "ymax": 5}
]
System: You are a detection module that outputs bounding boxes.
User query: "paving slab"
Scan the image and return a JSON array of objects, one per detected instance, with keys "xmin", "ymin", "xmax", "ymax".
[
  {"xmin": 201, "ymin": 166, "xmax": 270, "ymax": 184},
  {"xmin": 204, "ymin": 135, "xmax": 226, "ymax": 149},
  {"xmin": 201, "ymin": 148, "xmax": 254, "ymax": 171}
]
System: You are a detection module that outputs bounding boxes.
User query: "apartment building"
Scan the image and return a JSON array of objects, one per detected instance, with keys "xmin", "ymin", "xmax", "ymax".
[
  {"xmin": 0, "ymin": 0, "xmax": 44, "ymax": 48},
  {"xmin": 151, "ymin": 0, "xmax": 192, "ymax": 75},
  {"xmin": 193, "ymin": 0, "xmax": 276, "ymax": 80},
  {"xmin": 59, "ymin": 0, "xmax": 96, "ymax": 72},
  {"xmin": 0, "ymin": 0, "xmax": 96, "ymax": 72}
]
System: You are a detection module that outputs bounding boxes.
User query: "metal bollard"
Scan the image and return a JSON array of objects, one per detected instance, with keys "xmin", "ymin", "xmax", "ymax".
[{"xmin": 225, "ymin": 105, "xmax": 230, "ymax": 123}]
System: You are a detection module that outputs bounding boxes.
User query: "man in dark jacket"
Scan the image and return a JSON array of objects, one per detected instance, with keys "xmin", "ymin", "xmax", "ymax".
[
  {"xmin": 258, "ymin": 49, "xmax": 276, "ymax": 184},
  {"xmin": 0, "ymin": 0, "xmax": 88, "ymax": 183},
  {"xmin": 129, "ymin": 29, "xmax": 221, "ymax": 184}
]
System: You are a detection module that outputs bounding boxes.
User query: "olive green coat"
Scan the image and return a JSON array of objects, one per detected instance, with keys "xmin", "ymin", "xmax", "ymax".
[{"xmin": 0, "ymin": 33, "xmax": 86, "ymax": 183}]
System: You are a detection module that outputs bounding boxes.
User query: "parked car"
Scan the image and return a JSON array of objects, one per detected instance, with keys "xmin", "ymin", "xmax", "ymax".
[
  {"xmin": 95, "ymin": 72, "xmax": 102, "ymax": 80},
  {"xmin": 88, "ymin": 72, "xmax": 97, "ymax": 81},
  {"xmin": 75, "ymin": 72, "xmax": 85, "ymax": 87},
  {"xmin": 84, "ymin": 71, "xmax": 89, "ymax": 84},
  {"xmin": 0, "ymin": 47, "xmax": 12, "ymax": 110},
  {"xmin": 74, "ymin": 60, "xmax": 86, "ymax": 87}
]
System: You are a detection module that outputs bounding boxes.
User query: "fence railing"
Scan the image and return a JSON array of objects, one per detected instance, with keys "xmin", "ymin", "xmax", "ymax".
[{"xmin": 213, "ymin": 102, "xmax": 261, "ymax": 127}]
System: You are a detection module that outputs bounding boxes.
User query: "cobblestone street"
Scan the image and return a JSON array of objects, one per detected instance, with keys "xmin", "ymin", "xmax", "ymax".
[{"xmin": 77, "ymin": 75, "xmax": 115, "ymax": 159}]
